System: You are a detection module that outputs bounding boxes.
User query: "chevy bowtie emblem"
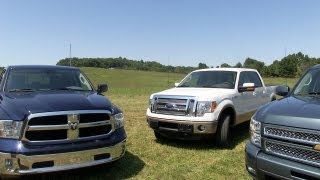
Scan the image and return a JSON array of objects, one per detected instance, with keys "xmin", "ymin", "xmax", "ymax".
[{"xmin": 314, "ymin": 144, "xmax": 320, "ymax": 151}]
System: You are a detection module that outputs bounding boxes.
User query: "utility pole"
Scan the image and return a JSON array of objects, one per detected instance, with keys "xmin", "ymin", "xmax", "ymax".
[
  {"xmin": 167, "ymin": 56, "xmax": 170, "ymax": 87},
  {"xmin": 69, "ymin": 43, "xmax": 72, "ymax": 66}
]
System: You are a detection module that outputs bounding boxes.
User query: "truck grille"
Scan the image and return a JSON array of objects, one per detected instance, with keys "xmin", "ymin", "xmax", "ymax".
[
  {"xmin": 264, "ymin": 126, "xmax": 320, "ymax": 145},
  {"xmin": 152, "ymin": 96, "xmax": 195, "ymax": 116},
  {"xmin": 23, "ymin": 110, "xmax": 113, "ymax": 143},
  {"xmin": 265, "ymin": 140, "xmax": 320, "ymax": 167}
]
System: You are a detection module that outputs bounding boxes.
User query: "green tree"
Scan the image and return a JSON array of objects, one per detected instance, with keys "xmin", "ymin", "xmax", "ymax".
[
  {"xmin": 234, "ymin": 62, "xmax": 242, "ymax": 68},
  {"xmin": 243, "ymin": 58, "xmax": 265, "ymax": 73},
  {"xmin": 266, "ymin": 60, "xmax": 281, "ymax": 77},
  {"xmin": 198, "ymin": 62, "xmax": 208, "ymax": 69},
  {"xmin": 221, "ymin": 63, "xmax": 231, "ymax": 68},
  {"xmin": 279, "ymin": 55, "xmax": 298, "ymax": 78}
]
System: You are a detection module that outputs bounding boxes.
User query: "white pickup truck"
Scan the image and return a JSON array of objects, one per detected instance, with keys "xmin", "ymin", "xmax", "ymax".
[{"xmin": 147, "ymin": 68, "xmax": 277, "ymax": 146}]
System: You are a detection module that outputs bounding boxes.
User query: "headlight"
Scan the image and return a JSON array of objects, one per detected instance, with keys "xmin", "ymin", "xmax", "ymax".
[
  {"xmin": 250, "ymin": 117, "xmax": 261, "ymax": 147},
  {"xmin": 0, "ymin": 120, "xmax": 23, "ymax": 139},
  {"xmin": 114, "ymin": 113, "xmax": 124, "ymax": 129},
  {"xmin": 149, "ymin": 98, "xmax": 153, "ymax": 112},
  {"xmin": 149, "ymin": 98, "xmax": 156, "ymax": 112},
  {"xmin": 196, "ymin": 101, "xmax": 216, "ymax": 117}
]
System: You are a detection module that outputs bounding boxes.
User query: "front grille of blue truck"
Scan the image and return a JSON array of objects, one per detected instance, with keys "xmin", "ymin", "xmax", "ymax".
[
  {"xmin": 263, "ymin": 125, "xmax": 320, "ymax": 167},
  {"xmin": 22, "ymin": 110, "xmax": 113, "ymax": 143}
]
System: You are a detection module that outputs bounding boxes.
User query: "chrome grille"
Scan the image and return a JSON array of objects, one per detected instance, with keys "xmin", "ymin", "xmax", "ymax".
[
  {"xmin": 265, "ymin": 140, "xmax": 320, "ymax": 167},
  {"xmin": 23, "ymin": 110, "xmax": 113, "ymax": 143},
  {"xmin": 153, "ymin": 96, "xmax": 195, "ymax": 116},
  {"xmin": 264, "ymin": 126, "xmax": 320, "ymax": 145}
]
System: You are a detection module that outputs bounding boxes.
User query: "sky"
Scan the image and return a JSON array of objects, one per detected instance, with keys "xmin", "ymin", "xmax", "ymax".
[{"xmin": 1, "ymin": 0, "xmax": 320, "ymax": 67}]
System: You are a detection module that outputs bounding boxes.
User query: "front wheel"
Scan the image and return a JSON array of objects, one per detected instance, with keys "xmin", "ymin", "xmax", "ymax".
[{"xmin": 216, "ymin": 114, "xmax": 231, "ymax": 147}]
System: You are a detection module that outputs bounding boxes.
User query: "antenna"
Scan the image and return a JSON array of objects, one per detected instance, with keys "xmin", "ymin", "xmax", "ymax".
[
  {"xmin": 69, "ymin": 43, "xmax": 72, "ymax": 66},
  {"xmin": 284, "ymin": 46, "xmax": 287, "ymax": 86},
  {"xmin": 167, "ymin": 56, "xmax": 170, "ymax": 87},
  {"xmin": 285, "ymin": 46, "xmax": 287, "ymax": 57}
]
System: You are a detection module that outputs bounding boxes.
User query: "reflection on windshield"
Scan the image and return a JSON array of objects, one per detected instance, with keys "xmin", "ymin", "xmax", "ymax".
[
  {"xmin": 178, "ymin": 71, "xmax": 237, "ymax": 89},
  {"xmin": 294, "ymin": 69, "xmax": 320, "ymax": 96},
  {"xmin": 5, "ymin": 69, "xmax": 93, "ymax": 92}
]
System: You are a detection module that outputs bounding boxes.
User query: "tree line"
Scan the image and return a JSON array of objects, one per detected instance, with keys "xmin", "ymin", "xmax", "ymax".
[
  {"xmin": 56, "ymin": 57, "xmax": 196, "ymax": 74},
  {"xmin": 221, "ymin": 52, "xmax": 320, "ymax": 78},
  {"xmin": 56, "ymin": 52, "xmax": 320, "ymax": 77}
]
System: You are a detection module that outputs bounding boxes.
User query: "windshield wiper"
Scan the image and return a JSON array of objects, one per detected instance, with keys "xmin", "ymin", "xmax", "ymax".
[
  {"xmin": 308, "ymin": 92, "xmax": 320, "ymax": 95},
  {"xmin": 9, "ymin": 88, "xmax": 35, "ymax": 92},
  {"xmin": 177, "ymin": 85, "xmax": 190, "ymax": 87},
  {"xmin": 46, "ymin": 87, "xmax": 86, "ymax": 91}
]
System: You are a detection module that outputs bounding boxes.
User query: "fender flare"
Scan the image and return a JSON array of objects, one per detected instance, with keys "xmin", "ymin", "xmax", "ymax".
[{"xmin": 215, "ymin": 99, "xmax": 236, "ymax": 125}]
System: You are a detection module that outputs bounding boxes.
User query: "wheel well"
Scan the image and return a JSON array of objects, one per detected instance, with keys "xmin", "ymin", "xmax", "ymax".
[{"xmin": 218, "ymin": 107, "xmax": 236, "ymax": 126}]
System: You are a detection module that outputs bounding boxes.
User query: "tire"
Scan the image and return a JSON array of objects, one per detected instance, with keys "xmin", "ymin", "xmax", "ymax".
[{"xmin": 216, "ymin": 114, "xmax": 231, "ymax": 147}]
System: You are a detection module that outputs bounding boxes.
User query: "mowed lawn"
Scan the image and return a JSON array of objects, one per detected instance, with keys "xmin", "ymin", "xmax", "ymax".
[{"xmin": 25, "ymin": 67, "xmax": 298, "ymax": 180}]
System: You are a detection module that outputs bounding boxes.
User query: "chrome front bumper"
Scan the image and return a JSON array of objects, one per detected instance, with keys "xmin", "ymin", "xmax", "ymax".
[
  {"xmin": 0, "ymin": 140, "xmax": 126, "ymax": 176},
  {"xmin": 148, "ymin": 117, "xmax": 218, "ymax": 134}
]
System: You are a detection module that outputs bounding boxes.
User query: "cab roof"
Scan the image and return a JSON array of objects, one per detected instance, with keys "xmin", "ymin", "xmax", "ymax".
[
  {"xmin": 7, "ymin": 65, "xmax": 79, "ymax": 70},
  {"xmin": 193, "ymin": 67, "xmax": 257, "ymax": 73}
]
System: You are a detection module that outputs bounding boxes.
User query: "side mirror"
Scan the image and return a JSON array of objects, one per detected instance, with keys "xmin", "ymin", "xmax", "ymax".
[
  {"xmin": 238, "ymin": 83, "xmax": 255, "ymax": 92},
  {"xmin": 174, "ymin": 83, "xmax": 179, "ymax": 87},
  {"xmin": 276, "ymin": 85, "xmax": 290, "ymax": 96},
  {"xmin": 97, "ymin": 84, "xmax": 108, "ymax": 93}
]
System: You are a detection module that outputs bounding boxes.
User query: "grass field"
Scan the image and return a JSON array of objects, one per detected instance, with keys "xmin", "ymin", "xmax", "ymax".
[{"xmin": 25, "ymin": 68, "xmax": 299, "ymax": 180}]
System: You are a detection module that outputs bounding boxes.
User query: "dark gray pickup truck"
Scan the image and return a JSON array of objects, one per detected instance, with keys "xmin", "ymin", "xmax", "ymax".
[{"xmin": 245, "ymin": 64, "xmax": 320, "ymax": 179}]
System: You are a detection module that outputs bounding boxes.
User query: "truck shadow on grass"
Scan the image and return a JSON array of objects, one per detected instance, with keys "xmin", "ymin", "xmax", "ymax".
[
  {"xmin": 154, "ymin": 121, "xmax": 250, "ymax": 150},
  {"xmin": 21, "ymin": 151, "xmax": 145, "ymax": 180}
]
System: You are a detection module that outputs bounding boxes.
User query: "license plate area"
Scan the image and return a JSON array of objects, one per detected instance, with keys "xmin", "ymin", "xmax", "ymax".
[
  {"xmin": 149, "ymin": 120, "xmax": 159, "ymax": 129},
  {"xmin": 178, "ymin": 124, "xmax": 193, "ymax": 133}
]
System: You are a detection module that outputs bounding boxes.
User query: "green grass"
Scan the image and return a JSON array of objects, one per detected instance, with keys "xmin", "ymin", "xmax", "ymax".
[
  {"xmin": 24, "ymin": 68, "xmax": 299, "ymax": 180},
  {"xmin": 263, "ymin": 77, "xmax": 298, "ymax": 89}
]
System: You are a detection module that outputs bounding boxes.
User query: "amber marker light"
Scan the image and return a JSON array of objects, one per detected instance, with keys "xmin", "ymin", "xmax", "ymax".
[{"xmin": 211, "ymin": 101, "xmax": 217, "ymax": 112}]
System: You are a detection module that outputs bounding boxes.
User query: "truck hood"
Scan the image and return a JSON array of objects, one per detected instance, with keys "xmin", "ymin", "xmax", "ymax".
[
  {"xmin": 0, "ymin": 91, "xmax": 112, "ymax": 120},
  {"xmin": 152, "ymin": 87, "xmax": 235, "ymax": 100},
  {"xmin": 256, "ymin": 96, "xmax": 320, "ymax": 130}
]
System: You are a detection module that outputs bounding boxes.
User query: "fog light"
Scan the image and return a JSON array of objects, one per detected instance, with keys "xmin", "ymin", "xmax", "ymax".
[
  {"xmin": 247, "ymin": 166, "xmax": 256, "ymax": 175},
  {"xmin": 198, "ymin": 125, "xmax": 205, "ymax": 131},
  {"xmin": 5, "ymin": 159, "xmax": 13, "ymax": 169}
]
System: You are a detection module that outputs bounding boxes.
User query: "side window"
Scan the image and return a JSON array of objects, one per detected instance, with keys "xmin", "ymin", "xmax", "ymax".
[
  {"xmin": 247, "ymin": 72, "xmax": 262, "ymax": 87},
  {"xmin": 0, "ymin": 69, "xmax": 5, "ymax": 83},
  {"xmin": 79, "ymin": 73, "xmax": 91, "ymax": 90},
  {"xmin": 238, "ymin": 72, "xmax": 249, "ymax": 87},
  {"xmin": 310, "ymin": 71, "xmax": 320, "ymax": 93},
  {"xmin": 294, "ymin": 72, "xmax": 312, "ymax": 95}
]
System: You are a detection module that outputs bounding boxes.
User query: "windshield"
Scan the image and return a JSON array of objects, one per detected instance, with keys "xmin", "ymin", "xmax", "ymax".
[
  {"xmin": 5, "ymin": 68, "xmax": 93, "ymax": 92},
  {"xmin": 177, "ymin": 71, "xmax": 237, "ymax": 89},
  {"xmin": 293, "ymin": 68, "xmax": 320, "ymax": 96}
]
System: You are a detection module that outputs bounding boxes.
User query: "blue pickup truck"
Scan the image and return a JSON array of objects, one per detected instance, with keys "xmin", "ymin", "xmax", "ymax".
[
  {"xmin": 246, "ymin": 64, "xmax": 320, "ymax": 179},
  {"xmin": 0, "ymin": 65, "xmax": 126, "ymax": 177}
]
